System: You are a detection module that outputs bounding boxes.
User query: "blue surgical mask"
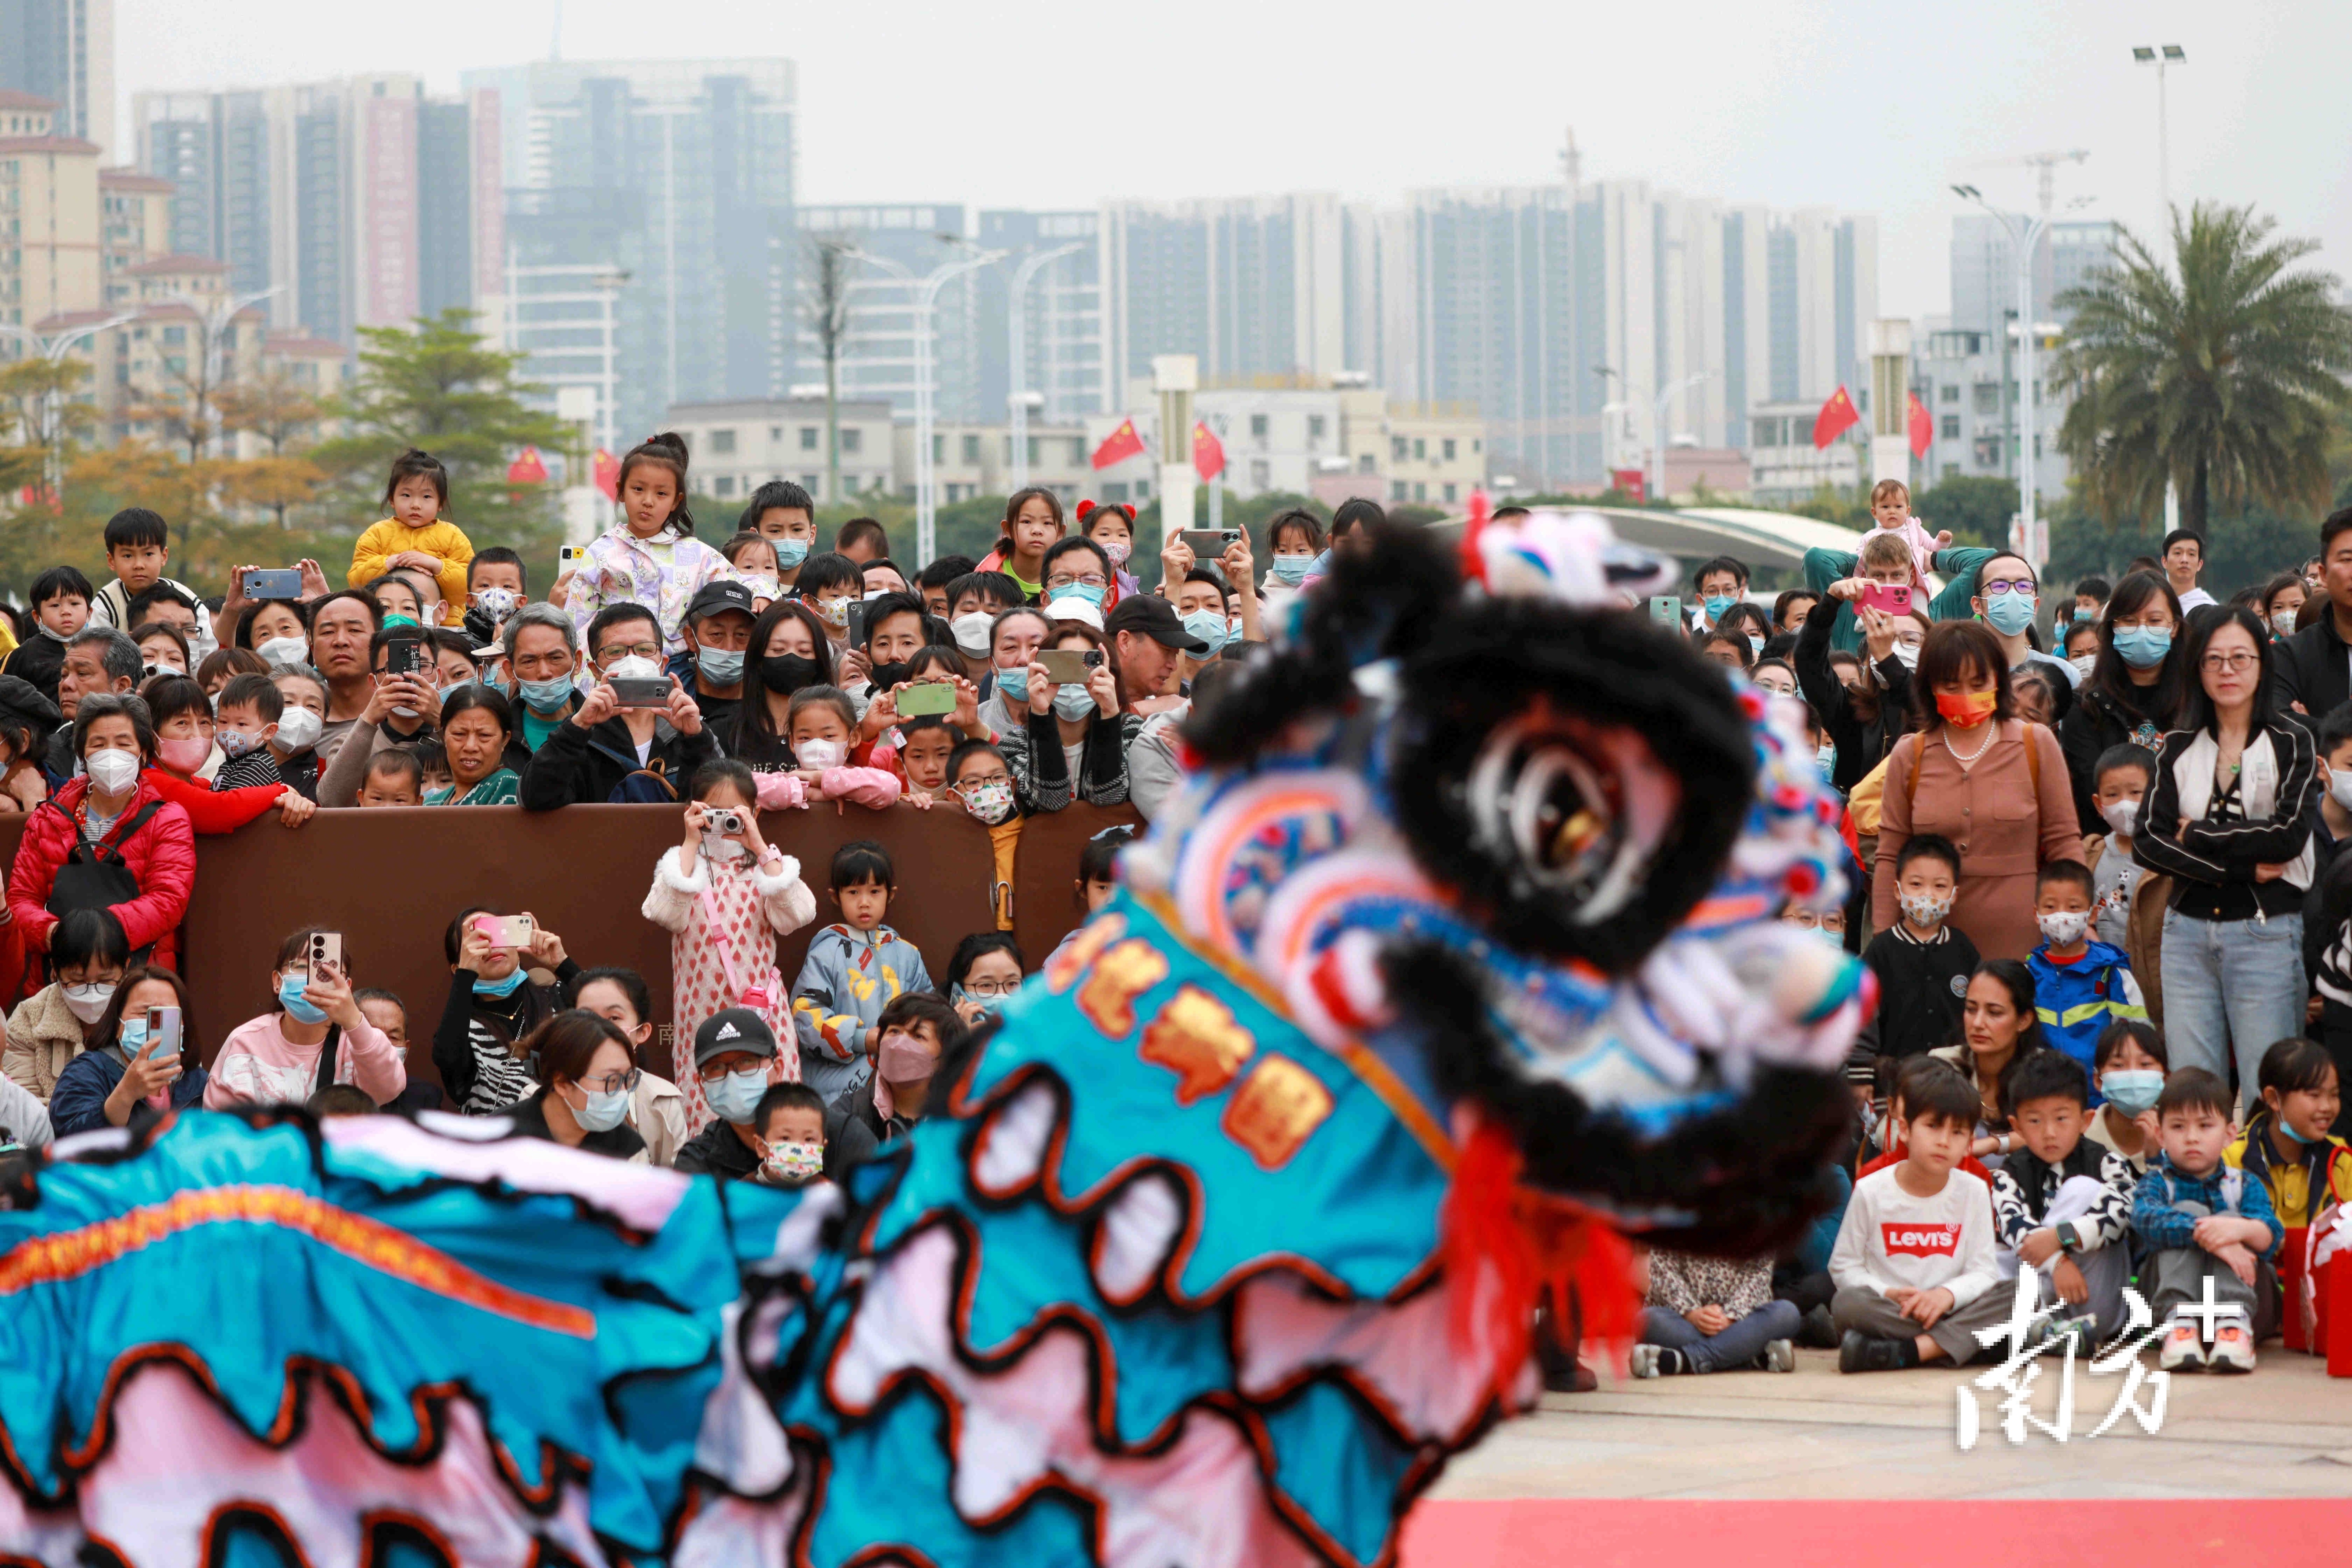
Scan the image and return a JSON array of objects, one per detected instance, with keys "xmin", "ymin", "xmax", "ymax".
[
  {"xmin": 1270, "ymin": 555, "xmax": 1313, "ymax": 586},
  {"xmin": 1181, "ymin": 609, "xmax": 1229, "ymax": 657},
  {"xmin": 570, "ymin": 1083, "xmax": 632, "ymax": 1133},
  {"xmin": 2099, "ymin": 1069, "xmax": 2164, "ymax": 1115},
  {"xmin": 1052, "ymin": 686, "xmax": 1097, "ymax": 722},
  {"xmin": 705, "ymin": 1065, "xmax": 769, "ymax": 1124},
  {"xmin": 996, "ymin": 664, "xmax": 1029, "ymax": 703},
  {"xmin": 1050, "ymin": 582, "xmax": 1107, "ymax": 608},
  {"xmin": 2279, "ymin": 1114, "xmax": 2323, "ymax": 1145},
  {"xmin": 519, "ymin": 675, "xmax": 575, "ymax": 715},
  {"xmin": 118, "ymin": 1017, "xmax": 149, "ymax": 1054},
  {"xmin": 1702, "ymin": 594, "xmax": 1736, "ymax": 622},
  {"xmin": 278, "ymin": 971, "xmax": 328, "ymax": 1025},
  {"xmin": 1747, "ymin": 634, "xmax": 1764, "ymax": 655},
  {"xmin": 473, "ymin": 967, "xmax": 528, "ymax": 999},
  {"xmin": 697, "ymin": 647, "xmax": 746, "ymax": 686},
  {"xmin": 1817, "ymin": 742, "xmax": 1837, "ymax": 782},
  {"xmin": 774, "ymin": 537, "xmax": 811, "ymax": 569},
  {"xmin": 950, "ymin": 982, "xmax": 1003, "ymax": 1018},
  {"xmin": 1982, "ymin": 589, "xmax": 2037, "ymax": 637},
  {"xmin": 2112, "ymin": 626, "xmax": 2172, "ymax": 670}
]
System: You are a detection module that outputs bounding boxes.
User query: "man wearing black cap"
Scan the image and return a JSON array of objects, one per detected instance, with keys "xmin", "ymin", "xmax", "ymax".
[
  {"xmin": 673, "ymin": 1007, "xmax": 789, "ymax": 1179},
  {"xmin": 1101, "ymin": 593, "xmax": 1209, "ymax": 717},
  {"xmin": 668, "ymin": 579, "xmax": 757, "ymax": 744}
]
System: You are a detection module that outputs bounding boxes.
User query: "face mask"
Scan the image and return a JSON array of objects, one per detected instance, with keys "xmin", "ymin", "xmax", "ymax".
[
  {"xmin": 258, "ymin": 635, "xmax": 310, "ymax": 668},
  {"xmin": 37, "ymin": 621, "xmax": 68, "ymax": 642},
  {"xmin": 216, "ymin": 728, "xmax": 261, "ymax": 758},
  {"xmin": 794, "ymin": 737, "xmax": 844, "ymax": 771},
  {"xmin": 1898, "ymin": 889, "xmax": 1953, "ymax": 927},
  {"xmin": 560, "ymin": 1081, "xmax": 631, "ymax": 1133},
  {"xmin": 519, "ymin": 675, "xmax": 576, "ymax": 715},
  {"xmin": 1747, "ymin": 634, "xmax": 1765, "ymax": 656},
  {"xmin": 1816, "ymin": 742, "xmax": 1837, "ymax": 781},
  {"xmin": 473, "ymin": 587, "xmax": 519, "ymax": 622},
  {"xmin": 762, "ymin": 1141, "xmax": 825, "ymax": 1183},
  {"xmin": 867, "ymin": 661, "xmax": 912, "ymax": 692},
  {"xmin": 2274, "ymin": 612, "xmax": 2298, "ymax": 639},
  {"xmin": 949, "ymin": 612, "xmax": 994, "ymax": 656},
  {"xmin": 1892, "ymin": 641, "xmax": 1921, "ymax": 670},
  {"xmin": 474, "ymin": 967, "xmax": 528, "ymax": 998},
  {"xmin": 815, "ymin": 597, "xmax": 850, "ymax": 628},
  {"xmin": 1981, "ymin": 590, "xmax": 2036, "ymax": 636},
  {"xmin": 118, "ymin": 1017, "xmax": 149, "ymax": 1054},
  {"xmin": 995, "ymin": 664, "xmax": 1030, "ymax": 704},
  {"xmin": 2100, "ymin": 1069, "xmax": 2164, "ymax": 1116},
  {"xmin": 157, "ymin": 735, "xmax": 211, "ymax": 774},
  {"xmin": 274, "ymin": 706, "xmax": 323, "ymax": 753},
  {"xmin": 278, "ymin": 971, "xmax": 328, "ymax": 1025},
  {"xmin": 950, "ymin": 982, "xmax": 1004, "ymax": 1018},
  {"xmin": 61, "ymin": 981, "xmax": 115, "ymax": 1024},
  {"xmin": 1053, "ymin": 686, "xmax": 1097, "ymax": 722},
  {"xmin": 876, "ymin": 1030, "xmax": 934, "ymax": 1085},
  {"xmin": 774, "ymin": 537, "xmax": 811, "ymax": 569},
  {"xmin": 2070, "ymin": 653, "xmax": 2097, "ymax": 679},
  {"xmin": 2112, "ymin": 626, "xmax": 2171, "ymax": 670},
  {"xmin": 2036, "ymin": 910, "xmax": 2089, "ymax": 947},
  {"xmin": 958, "ymin": 779, "xmax": 1016, "ymax": 825},
  {"xmin": 1050, "ymin": 582, "xmax": 1107, "ymax": 608},
  {"xmin": 697, "ymin": 647, "xmax": 745, "ymax": 686},
  {"xmin": 1181, "ymin": 609, "xmax": 1229, "ymax": 657},
  {"xmin": 706, "ymin": 1065, "xmax": 769, "ymax": 1124},
  {"xmin": 1935, "ymin": 690, "xmax": 1997, "ymax": 728},
  {"xmin": 85, "ymin": 749, "xmax": 139, "ymax": 794},
  {"xmin": 382, "ymin": 614, "xmax": 421, "ymax": 633},
  {"xmin": 1100, "ymin": 540, "xmax": 1131, "ymax": 567},
  {"xmin": 760, "ymin": 653, "xmax": 821, "ymax": 695},
  {"xmin": 606, "ymin": 654, "xmax": 660, "ymax": 683},
  {"xmin": 2279, "ymin": 1116, "xmax": 2323, "ymax": 1145},
  {"xmin": 1270, "ymin": 555, "xmax": 1313, "ymax": 586},
  {"xmin": 2101, "ymin": 799, "xmax": 2141, "ymax": 836},
  {"xmin": 1700, "ymin": 594, "xmax": 1734, "ymax": 623}
]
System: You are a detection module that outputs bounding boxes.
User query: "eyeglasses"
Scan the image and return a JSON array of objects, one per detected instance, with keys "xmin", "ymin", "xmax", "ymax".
[
  {"xmin": 2200, "ymin": 651, "xmax": 2259, "ymax": 673},
  {"xmin": 585, "ymin": 1067, "xmax": 642, "ymax": 1096},
  {"xmin": 1046, "ymin": 572, "xmax": 1108, "ymax": 590},
  {"xmin": 696, "ymin": 1058, "xmax": 767, "ymax": 1083},
  {"xmin": 599, "ymin": 641, "xmax": 661, "ymax": 663},
  {"xmin": 961, "ymin": 977, "xmax": 1017, "ymax": 997},
  {"xmin": 1982, "ymin": 579, "xmax": 2037, "ymax": 597}
]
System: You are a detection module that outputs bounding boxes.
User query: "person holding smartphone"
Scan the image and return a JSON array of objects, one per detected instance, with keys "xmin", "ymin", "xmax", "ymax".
[
  {"xmin": 49, "ymin": 965, "xmax": 203, "ymax": 1136},
  {"xmin": 1000, "ymin": 624, "xmax": 1136, "ymax": 814},
  {"xmin": 206, "ymin": 927, "xmax": 406, "ymax": 1109}
]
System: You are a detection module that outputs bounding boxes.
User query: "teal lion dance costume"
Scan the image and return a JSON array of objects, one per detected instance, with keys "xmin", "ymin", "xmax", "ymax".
[{"xmin": 0, "ymin": 508, "xmax": 1871, "ymax": 1568}]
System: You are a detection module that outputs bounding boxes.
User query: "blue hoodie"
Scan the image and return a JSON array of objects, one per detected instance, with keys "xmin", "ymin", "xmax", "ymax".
[{"xmin": 2027, "ymin": 937, "xmax": 2145, "ymax": 1091}]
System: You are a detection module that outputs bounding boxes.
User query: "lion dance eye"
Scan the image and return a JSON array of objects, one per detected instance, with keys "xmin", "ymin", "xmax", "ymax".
[{"xmin": 1466, "ymin": 713, "xmax": 1678, "ymax": 927}]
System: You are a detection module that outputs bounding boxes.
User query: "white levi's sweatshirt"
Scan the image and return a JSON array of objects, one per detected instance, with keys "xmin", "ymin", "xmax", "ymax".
[{"xmin": 1829, "ymin": 1163, "xmax": 2002, "ymax": 1307}]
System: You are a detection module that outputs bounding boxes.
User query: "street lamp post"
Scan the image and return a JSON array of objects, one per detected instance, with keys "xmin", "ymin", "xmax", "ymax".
[
  {"xmin": 1650, "ymin": 372, "xmax": 1711, "ymax": 505},
  {"xmin": 2134, "ymin": 44, "xmax": 2187, "ymax": 530},
  {"xmin": 1007, "ymin": 241, "xmax": 1083, "ymax": 493},
  {"xmin": 152, "ymin": 285, "xmax": 283, "ymax": 459},
  {"xmin": 914, "ymin": 247, "xmax": 1005, "ymax": 565},
  {"xmin": 1951, "ymin": 185, "xmax": 2083, "ymax": 559},
  {"xmin": 0, "ymin": 312, "xmax": 139, "ymax": 480}
]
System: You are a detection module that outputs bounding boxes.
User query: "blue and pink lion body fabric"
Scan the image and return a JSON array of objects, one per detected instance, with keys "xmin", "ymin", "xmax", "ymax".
[{"xmin": 0, "ymin": 507, "xmax": 1869, "ymax": 1568}]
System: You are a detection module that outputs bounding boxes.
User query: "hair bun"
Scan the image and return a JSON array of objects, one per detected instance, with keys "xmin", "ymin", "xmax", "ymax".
[{"xmin": 649, "ymin": 431, "xmax": 690, "ymax": 461}]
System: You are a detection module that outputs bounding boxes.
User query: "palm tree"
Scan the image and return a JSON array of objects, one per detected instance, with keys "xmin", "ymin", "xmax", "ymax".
[{"xmin": 2054, "ymin": 201, "xmax": 2352, "ymax": 534}]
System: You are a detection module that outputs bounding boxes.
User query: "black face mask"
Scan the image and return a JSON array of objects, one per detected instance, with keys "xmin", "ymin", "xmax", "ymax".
[
  {"xmin": 759, "ymin": 653, "xmax": 821, "ymax": 695},
  {"xmin": 867, "ymin": 661, "xmax": 912, "ymax": 691}
]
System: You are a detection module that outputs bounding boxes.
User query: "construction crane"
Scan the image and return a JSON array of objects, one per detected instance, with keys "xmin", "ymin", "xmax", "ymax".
[{"xmin": 1967, "ymin": 149, "xmax": 2091, "ymax": 216}]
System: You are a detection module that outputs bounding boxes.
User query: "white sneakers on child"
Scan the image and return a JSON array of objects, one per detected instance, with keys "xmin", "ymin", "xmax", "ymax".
[
  {"xmin": 2207, "ymin": 1318, "xmax": 2256, "ymax": 1374},
  {"xmin": 2157, "ymin": 1318, "xmax": 2207, "ymax": 1372},
  {"xmin": 2157, "ymin": 1310, "xmax": 2256, "ymax": 1373}
]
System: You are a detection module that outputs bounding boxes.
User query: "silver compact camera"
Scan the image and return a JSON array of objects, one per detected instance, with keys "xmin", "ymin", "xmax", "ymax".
[{"xmin": 706, "ymin": 808, "xmax": 746, "ymax": 835}]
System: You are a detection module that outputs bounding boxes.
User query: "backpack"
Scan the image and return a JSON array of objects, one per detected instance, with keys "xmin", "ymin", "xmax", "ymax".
[
  {"xmin": 588, "ymin": 738, "xmax": 681, "ymax": 804},
  {"xmin": 44, "ymin": 799, "xmax": 164, "ymax": 957}
]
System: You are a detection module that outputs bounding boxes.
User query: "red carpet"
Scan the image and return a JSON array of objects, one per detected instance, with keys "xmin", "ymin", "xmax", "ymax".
[{"xmin": 1398, "ymin": 1498, "xmax": 2352, "ymax": 1567}]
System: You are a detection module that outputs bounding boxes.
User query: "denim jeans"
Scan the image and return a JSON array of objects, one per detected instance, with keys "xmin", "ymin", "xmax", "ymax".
[
  {"xmin": 2159, "ymin": 907, "xmax": 2303, "ymax": 1107},
  {"xmin": 1636, "ymin": 1299, "xmax": 1801, "ymax": 1372}
]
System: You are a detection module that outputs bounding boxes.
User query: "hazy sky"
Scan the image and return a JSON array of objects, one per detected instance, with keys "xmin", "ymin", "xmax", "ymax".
[{"xmin": 119, "ymin": 0, "xmax": 2352, "ymax": 321}]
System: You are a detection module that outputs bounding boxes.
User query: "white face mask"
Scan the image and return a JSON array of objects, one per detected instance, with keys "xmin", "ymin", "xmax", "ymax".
[
  {"xmin": 794, "ymin": 737, "xmax": 844, "ymax": 770},
  {"xmin": 274, "ymin": 706, "xmax": 323, "ymax": 752},
  {"xmin": 2331, "ymin": 772, "xmax": 2352, "ymax": 814},
  {"xmin": 605, "ymin": 654, "xmax": 661, "ymax": 683},
  {"xmin": 1891, "ymin": 641, "xmax": 1921, "ymax": 670},
  {"xmin": 2069, "ymin": 653, "xmax": 2096, "ymax": 679},
  {"xmin": 2101, "ymin": 798, "xmax": 2141, "ymax": 837},
  {"xmin": 949, "ymin": 612, "xmax": 994, "ymax": 657},
  {"xmin": 61, "ymin": 980, "xmax": 115, "ymax": 1024},
  {"xmin": 2274, "ymin": 612, "xmax": 2299, "ymax": 639},
  {"xmin": 85, "ymin": 748, "xmax": 140, "ymax": 794},
  {"xmin": 1897, "ymin": 889, "xmax": 1953, "ymax": 927},
  {"xmin": 2036, "ymin": 910, "xmax": 2089, "ymax": 947},
  {"xmin": 257, "ymin": 635, "xmax": 310, "ymax": 668}
]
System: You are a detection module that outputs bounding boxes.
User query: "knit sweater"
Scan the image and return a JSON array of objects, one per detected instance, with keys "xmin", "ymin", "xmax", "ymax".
[{"xmin": 348, "ymin": 517, "xmax": 475, "ymax": 621}]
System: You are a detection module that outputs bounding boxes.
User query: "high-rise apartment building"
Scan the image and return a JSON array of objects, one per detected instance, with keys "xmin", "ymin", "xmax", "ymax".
[
  {"xmin": 975, "ymin": 208, "xmax": 1102, "ymax": 423},
  {"xmin": 0, "ymin": 0, "xmax": 112, "ymax": 156},
  {"xmin": 1099, "ymin": 194, "xmax": 1347, "ymax": 397},
  {"xmin": 792, "ymin": 203, "xmax": 976, "ymax": 423},
  {"xmin": 1949, "ymin": 214, "xmax": 2119, "ymax": 338},
  {"xmin": 0, "ymin": 89, "xmax": 100, "ymax": 328},
  {"xmin": 467, "ymin": 58, "xmax": 795, "ymax": 447}
]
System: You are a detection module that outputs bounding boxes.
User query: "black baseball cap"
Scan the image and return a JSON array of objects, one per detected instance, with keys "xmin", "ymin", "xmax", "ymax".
[
  {"xmin": 1103, "ymin": 592, "xmax": 1210, "ymax": 654},
  {"xmin": 692, "ymin": 1007, "xmax": 777, "ymax": 1068},
  {"xmin": 686, "ymin": 579, "xmax": 757, "ymax": 625}
]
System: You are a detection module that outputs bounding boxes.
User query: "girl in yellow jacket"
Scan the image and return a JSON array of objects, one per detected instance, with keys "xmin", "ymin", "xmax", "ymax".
[
  {"xmin": 348, "ymin": 449, "xmax": 474, "ymax": 623},
  {"xmin": 2226, "ymin": 1035, "xmax": 2352, "ymax": 1230}
]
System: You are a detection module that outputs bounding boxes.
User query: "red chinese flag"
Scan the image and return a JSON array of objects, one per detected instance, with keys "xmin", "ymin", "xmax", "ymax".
[
  {"xmin": 1907, "ymin": 390, "xmax": 1934, "ymax": 459},
  {"xmin": 1811, "ymin": 386, "xmax": 1861, "ymax": 449},
  {"xmin": 507, "ymin": 446, "xmax": 549, "ymax": 485},
  {"xmin": 592, "ymin": 447, "xmax": 621, "ymax": 501},
  {"xmin": 1192, "ymin": 421, "xmax": 1225, "ymax": 480},
  {"xmin": 1091, "ymin": 418, "xmax": 1145, "ymax": 470}
]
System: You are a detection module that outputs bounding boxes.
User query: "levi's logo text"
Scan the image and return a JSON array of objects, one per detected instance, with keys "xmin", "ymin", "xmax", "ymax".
[{"xmin": 1882, "ymin": 1222, "xmax": 1962, "ymax": 1258}]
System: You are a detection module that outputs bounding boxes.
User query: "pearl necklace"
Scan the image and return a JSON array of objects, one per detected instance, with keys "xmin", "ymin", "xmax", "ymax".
[{"xmin": 1944, "ymin": 719, "xmax": 1998, "ymax": 765}]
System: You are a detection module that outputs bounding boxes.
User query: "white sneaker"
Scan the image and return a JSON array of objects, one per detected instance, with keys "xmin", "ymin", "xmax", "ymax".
[
  {"xmin": 1630, "ymin": 1344, "xmax": 1665, "ymax": 1379},
  {"xmin": 1761, "ymin": 1338, "xmax": 1797, "ymax": 1373},
  {"xmin": 2158, "ymin": 1317, "xmax": 2207, "ymax": 1373},
  {"xmin": 2208, "ymin": 1317, "xmax": 2256, "ymax": 1374}
]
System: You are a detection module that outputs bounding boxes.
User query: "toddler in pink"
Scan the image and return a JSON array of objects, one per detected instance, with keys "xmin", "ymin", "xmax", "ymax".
[{"xmin": 1869, "ymin": 479, "xmax": 1951, "ymax": 588}]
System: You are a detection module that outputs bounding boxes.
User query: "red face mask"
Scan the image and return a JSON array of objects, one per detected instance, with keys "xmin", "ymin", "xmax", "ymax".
[{"xmin": 1935, "ymin": 690, "xmax": 1998, "ymax": 729}]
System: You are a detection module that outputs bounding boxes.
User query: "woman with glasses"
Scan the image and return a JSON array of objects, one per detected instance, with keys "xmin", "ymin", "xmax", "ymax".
[
  {"xmin": 505, "ymin": 1011, "xmax": 648, "ymax": 1160},
  {"xmin": 1971, "ymin": 552, "xmax": 2076, "ymax": 723},
  {"xmin": 2132, "ymin": 605, "xmax": 2318, "ymax": 1105},
  {"xmin": 1872, "ymin": 620, "xmax": 2084, "ymax": 962}
]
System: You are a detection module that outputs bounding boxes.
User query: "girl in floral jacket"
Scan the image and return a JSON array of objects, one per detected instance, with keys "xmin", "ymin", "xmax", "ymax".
[{"xmin": 564, "ymin": 433, "xmax": 744, "ymax": 656}]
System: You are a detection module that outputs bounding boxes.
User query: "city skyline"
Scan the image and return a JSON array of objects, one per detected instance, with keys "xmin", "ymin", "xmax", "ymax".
[{"xmin": 96, "ymin": 0, "xmax": 2352, "ymax": 326}]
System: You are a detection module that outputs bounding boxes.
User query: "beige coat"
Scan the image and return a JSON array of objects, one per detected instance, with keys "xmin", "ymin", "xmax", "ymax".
[
  {"xmin": 3, "ymin": 984, "xmax": 91, "ymax": 1102},
  {"xmin": 631, "ymin": 1071, "xmax": 690, "ymax": 1168}
]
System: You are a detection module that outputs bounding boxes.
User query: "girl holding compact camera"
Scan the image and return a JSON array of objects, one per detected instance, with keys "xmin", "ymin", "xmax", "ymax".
[{"xmin": 642, "ymin": 759, "xmax": 817, "ymax": 1134}]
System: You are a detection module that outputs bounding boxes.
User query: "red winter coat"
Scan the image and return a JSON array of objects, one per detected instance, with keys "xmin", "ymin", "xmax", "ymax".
[{"xmin": 8, "ymin": 775, "xmax": 196, "ymax": 971}]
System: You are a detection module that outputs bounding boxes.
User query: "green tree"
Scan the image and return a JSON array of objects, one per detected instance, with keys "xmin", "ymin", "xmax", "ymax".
[
  {"xmin": 307, "ymin": 309, "xmax": 572, "ymax": 563},
  {"xmin": 2054, "ymin": 202, "xmax": 2352, "ymax": 536},
  {"xmin": 1913, "ymin": 475, "xmax": 2018, "ymax": 549}
]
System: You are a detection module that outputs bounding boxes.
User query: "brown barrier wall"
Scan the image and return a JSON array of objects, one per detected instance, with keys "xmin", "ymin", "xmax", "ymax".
[{"xmin": 0, "ymin": 802, "xmax": 1143, "ymax": 1090}]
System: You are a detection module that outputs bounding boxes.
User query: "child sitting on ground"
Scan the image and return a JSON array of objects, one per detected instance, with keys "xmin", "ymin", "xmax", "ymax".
[
  {"xmin": 749, "ymin": 1081, "xmax": 829, "ymax": 1188},
  {"xmin": 793, "ymin": 838, "xmax": 933, "ymax": 1103},
  {"xmin": 1858, "ymin": 1054, "xmax": 1998, "ymax": 1186},
  {"xmin": 1989, "ymin": 1050, "xmax": 2138, "ymax": 1349},
  {"xmin": 2225, "ymin": 1037, "xmax": 2351, "ymax": 1332},
  {"xmin": 2134, "ymin": 1067, "xmax": 2282, "ymax": 1373},
  {"xmin": 2026, "ymin": 860, "xmax": 2144, "ymax": 1078},
  {"xmin": 1831, "ymin": 1060, "xmax": 2008, "ymax": 1372},
  {"xmin": 1860, "ymin": 834, "xmax": 1977, "ymax": 1060},
  {"xmin": 1631, "ymin": 1248, "xmax": 1801, "ymax": 1378}
]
